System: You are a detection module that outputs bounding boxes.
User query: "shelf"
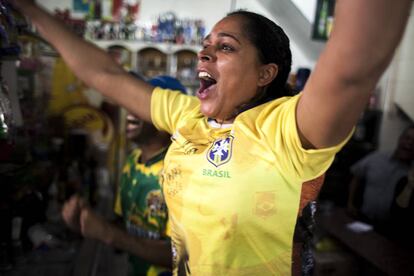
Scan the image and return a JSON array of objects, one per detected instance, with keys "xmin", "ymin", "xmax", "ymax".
[
  {"xmin": 89, "ymin": 39, "xmax": 201, "ymax": 55},
  {"xmin": 89, "ymin": 39, "xmax": 201, "ymax": 95}
]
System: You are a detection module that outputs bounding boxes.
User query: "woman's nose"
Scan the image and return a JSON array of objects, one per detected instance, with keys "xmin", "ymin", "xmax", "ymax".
[{"xmin": 198, "ymin": 47, "xmax": 215, "ymax": 62}]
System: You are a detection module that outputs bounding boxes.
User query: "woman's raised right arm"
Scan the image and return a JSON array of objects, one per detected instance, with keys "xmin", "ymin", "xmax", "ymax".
[{"xmin": 13, "ymin": 0, "xmax": 153, "ymax": 122}]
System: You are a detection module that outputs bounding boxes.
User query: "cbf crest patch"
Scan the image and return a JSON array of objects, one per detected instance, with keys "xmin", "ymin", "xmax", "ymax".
[{"xmin": 207, "ymin": 136, "xmax": 234, "ymax": 167}]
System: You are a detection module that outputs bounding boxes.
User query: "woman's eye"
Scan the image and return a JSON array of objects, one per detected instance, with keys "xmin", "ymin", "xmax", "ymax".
[{"xmin": 221, "ymin": 44, "xmax": 234, "ymax": 52}]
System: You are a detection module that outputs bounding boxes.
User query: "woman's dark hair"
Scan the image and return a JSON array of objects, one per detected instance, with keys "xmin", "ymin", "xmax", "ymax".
[{"xmin": 226, "ymin": 10, "xmax": 293, "ymax": 101}]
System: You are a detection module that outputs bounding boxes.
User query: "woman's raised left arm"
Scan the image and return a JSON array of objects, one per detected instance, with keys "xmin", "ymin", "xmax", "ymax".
[{"xmin": 297, "ymin": 0, "xmax": 412, "ymax": 149}]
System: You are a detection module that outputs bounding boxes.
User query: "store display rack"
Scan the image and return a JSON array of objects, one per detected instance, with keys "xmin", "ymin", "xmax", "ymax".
[{"xmin": 90, "ymin": 39, "xmax": 201, "ymax": 95}]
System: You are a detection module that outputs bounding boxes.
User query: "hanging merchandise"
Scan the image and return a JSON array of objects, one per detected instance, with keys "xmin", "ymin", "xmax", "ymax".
[
  {"xmin": 89, "ymin": 0, "xmax": 102, "ymax": 20},
  {"xmin": 73, "ymin": 0, "xmax": 90, "ymax": 13},
  {"xmin": 62, "ymin": 104, "xmax": 114, "ymax": 202},
  {"xmin": 112, "ymin": 0, "xmax": 141, "ymax": 22},
  {"xmin": 48, "ymin": 57, "xmax": 88, "ymax": 115},
  {"xmin": 0, "ymin": 76, "xmax": 12, "ymax": 140},
  {"xmin": 0, "ymin": 0, "xmax": 25, "ymax": 57},
  {"xmin": 0, "ymin": 112, "xmax": 7, "ymax": 139},
  {"xmin": 62, "ymin": 104, "xmax": 114, "ymax": 150},
  {"xmin": 157, "ymin": 11, "xmax": 176, "ymax": 43},
  {"xmin": 0, "ymin": 75, "xmax": 15, "ymax": 162},
  {"xmin": 101, "ymin": 0, "xmax": 113, "ymax": 20},
  {"xmin": 84, "ymin": 5, "xmax": 205, "ymax": 46},
  {"xmin": 111, "ymin": 0, "xmax": 123, "ymax": 21},
  {"xmin": 154, "ymin": 12, "xmax": 205, "ymax": 44},
  {"xmin": 124, "ymin": 0, "xmax": 140, "ymax": 22}
]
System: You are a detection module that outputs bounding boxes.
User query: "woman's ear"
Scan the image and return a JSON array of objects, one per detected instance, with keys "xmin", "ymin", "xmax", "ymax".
[{"xmin": 258, "ymin": 63, "xmax": 278, "ymax": 87}]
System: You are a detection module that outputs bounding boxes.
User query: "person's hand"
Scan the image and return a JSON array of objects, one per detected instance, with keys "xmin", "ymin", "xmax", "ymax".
[
  {"xmin": 61, "ymin": 195, "xmax": 83, "ymax": 232},
  {"xmin": 62, "ymin": 195, "xmax": 111, "ymax": 243},
  {"xmin": 78, "ymin": 205, "xmax": 111, "ymax": 243}
]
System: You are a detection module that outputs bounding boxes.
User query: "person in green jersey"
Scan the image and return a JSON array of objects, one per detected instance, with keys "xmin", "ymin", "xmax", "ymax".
[
  {"xmin": 12, "ymin": 0, "xmax": 412, "ymax": 274},
  {"xmin": 62, "ymin": 75, "xmax": 186, "ymax": 276}
]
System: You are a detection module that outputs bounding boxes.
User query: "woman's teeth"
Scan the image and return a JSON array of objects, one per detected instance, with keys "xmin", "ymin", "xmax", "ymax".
[{"xmin": 199, "ymin": 71, "xmax": 213, "ymax": 80}]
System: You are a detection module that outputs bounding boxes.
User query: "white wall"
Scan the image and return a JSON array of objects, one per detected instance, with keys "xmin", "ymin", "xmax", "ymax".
[
  {"xmin": 236, "ymin": 0, "xmax": 316, "ymax": 71},
  {"xmin": 38, "ymin": 0, "xmax": 86, "ymax": 18},
  {"xmin": 291, "ymin": 0, "xmax": 316, "ymax": 23}
]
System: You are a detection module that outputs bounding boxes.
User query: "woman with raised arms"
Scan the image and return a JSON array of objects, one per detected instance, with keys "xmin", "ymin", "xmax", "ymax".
[{"xmin": 11, "ymin": 0, "xmax": 412, "ymax": 274}]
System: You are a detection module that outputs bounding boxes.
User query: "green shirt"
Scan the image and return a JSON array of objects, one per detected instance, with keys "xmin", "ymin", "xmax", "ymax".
[{"xmin": 114, "ymin": 148, "xmax": 170, "ymax": 276}]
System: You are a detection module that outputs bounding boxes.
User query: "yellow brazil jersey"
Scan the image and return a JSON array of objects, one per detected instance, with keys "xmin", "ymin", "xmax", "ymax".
[{"xmin": 151, "ymin": 88, "xmax": 350, "ymax": 276}]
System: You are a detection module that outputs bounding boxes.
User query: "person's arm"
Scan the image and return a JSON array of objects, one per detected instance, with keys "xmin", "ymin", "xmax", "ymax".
[
  {"xmin": 80, "ymin": 206, "xmax": 172, "ymax": 268},
  {"xmin": 12, "ymin": 0, "xmax": 153, "ymax": 122},
  {"xmin": 62, "ymin": 195, "xmax": 172, "ymax": 268},
  {"xmin": 297, "ymin": 0, "xmax": 412, "ymax": 149}
]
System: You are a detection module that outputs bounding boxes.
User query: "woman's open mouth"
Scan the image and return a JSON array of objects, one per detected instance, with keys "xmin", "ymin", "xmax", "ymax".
[{"xmin": 197, "ymin": 71, "xmax": 217, "ymax": 100}]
